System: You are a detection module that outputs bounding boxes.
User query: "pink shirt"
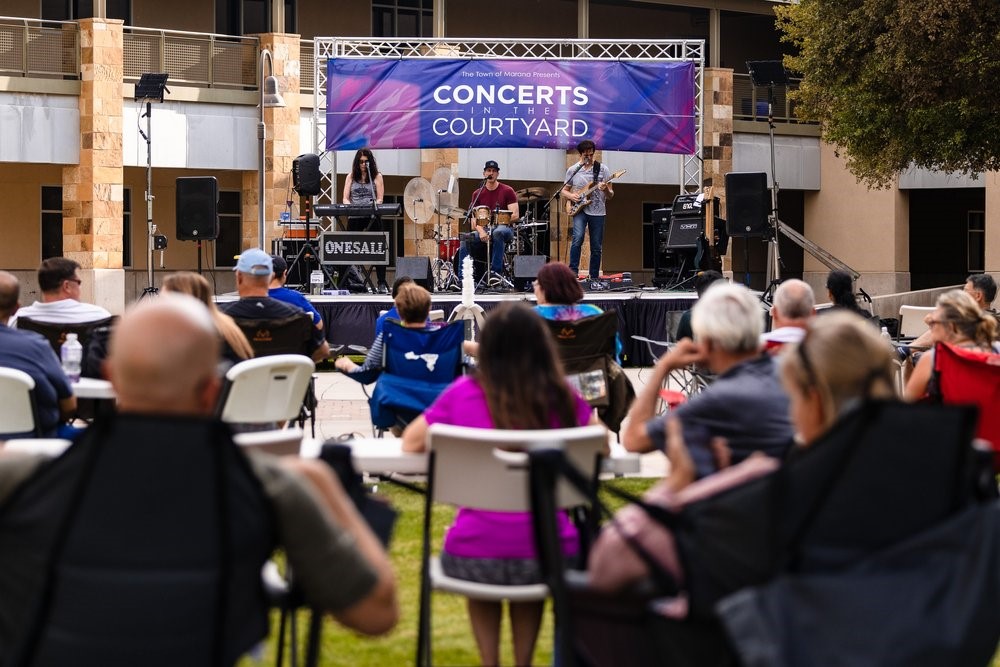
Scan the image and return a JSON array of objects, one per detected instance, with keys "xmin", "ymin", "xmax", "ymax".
[{"xmin": 423, "ymin": 375, "xmax": 593, "ymax": 560}]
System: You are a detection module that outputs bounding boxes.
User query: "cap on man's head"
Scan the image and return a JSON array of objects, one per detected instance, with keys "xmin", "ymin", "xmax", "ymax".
[
  {"xmin": 484, "ymin": 160, "xmax": 500, "ymax": 171},
  {"xmin": 233, "ymin": 248, "xmax": 273, "ymax": 276},
  {"xmin": 270, "ymin": 254, "xmax": 288, "ymax": 277}
]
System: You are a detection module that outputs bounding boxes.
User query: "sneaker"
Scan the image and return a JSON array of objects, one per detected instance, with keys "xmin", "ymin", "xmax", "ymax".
[
  {"xmin": 487, "ymin": 275, "xmax": 502, "ymax": 287},
  {"xmin": 377, "ymin": 282, "xmax": 390, "ymax": 295}
]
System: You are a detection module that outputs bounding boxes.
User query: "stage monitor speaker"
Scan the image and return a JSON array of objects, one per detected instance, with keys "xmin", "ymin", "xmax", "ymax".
[
  {"xmin": 513, "ymin": 255, "xmax": 547, "ymax": 290},
  {"xmin": 725, "ymin": 172, "xmax": 769, "ymax": 237},
  {"xmin": 395, "ymin": 256, "xmax": 432, "ymax": 290},
  {"xmin": 666, "ymin": 214, "xmax": 702, "ymax": 249},
  {"xmin": 176, "ymin": 176, "xmax": 218, "ymax": 241},
  {"xmin": 293, "ymin": 153, "xmax": 322, "ymax": 196}
]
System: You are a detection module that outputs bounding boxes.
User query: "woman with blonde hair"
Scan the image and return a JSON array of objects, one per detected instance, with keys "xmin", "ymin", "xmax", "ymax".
[
  {"xmin": 161, "ymin": 272, "xmax": 253, "ymax": 365},
  {"xmin": 904, "ymin": 289, "xmax": 998, "ymax": 401}
]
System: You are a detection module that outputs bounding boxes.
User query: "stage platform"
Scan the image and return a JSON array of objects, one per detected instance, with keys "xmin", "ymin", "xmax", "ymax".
[{"xmin": 217, "ymin": 288, "xmax": 697, "ymax": 367}]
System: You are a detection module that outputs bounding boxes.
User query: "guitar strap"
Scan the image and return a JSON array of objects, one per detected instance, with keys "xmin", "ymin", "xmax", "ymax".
[{"xmin": 592, "ymin": 161, "xmax": 601, "ymax": 183}]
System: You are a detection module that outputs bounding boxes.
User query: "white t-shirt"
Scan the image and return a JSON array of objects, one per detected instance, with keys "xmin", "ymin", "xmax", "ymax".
[{"xmin": 10, "ymin": 299, "xmax": 112, "ymax": 328}]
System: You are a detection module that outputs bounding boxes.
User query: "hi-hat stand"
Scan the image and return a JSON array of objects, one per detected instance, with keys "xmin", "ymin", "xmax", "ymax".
[{"xmin": 135, "ymin": 73, "xmax": 169, "ymax": 300}]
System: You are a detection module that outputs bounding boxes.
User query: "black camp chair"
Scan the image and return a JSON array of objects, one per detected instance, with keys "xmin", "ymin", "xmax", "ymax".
[
  {"xmin": 529, "ymin": 401, "xmax": 1000, "ymax": 667},
  {"xmin": 0, "ymin": 414, "xmax": 276, "ymax": 667}
]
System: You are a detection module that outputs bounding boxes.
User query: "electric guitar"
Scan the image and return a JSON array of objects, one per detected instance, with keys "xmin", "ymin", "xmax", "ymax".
[{"xmin": 564, "ymin": 169, "xmax": 627, "ymax": 216}]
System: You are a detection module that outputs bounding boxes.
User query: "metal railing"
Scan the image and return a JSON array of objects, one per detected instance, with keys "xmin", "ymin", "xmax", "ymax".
[
  {"xmin": 123, "ymin": 27, "xmax": 257, "ymax": 89},
  {"xmin": 733, "ymin": 72, "xmax": 815, "ymax": 124},
  {"xmin": 0, "ymin": 18, "xmax": 78, "ymax": 78},
  {"xmin": 300, "ymin": 38, "xmax": 314, "ymax": 94}
]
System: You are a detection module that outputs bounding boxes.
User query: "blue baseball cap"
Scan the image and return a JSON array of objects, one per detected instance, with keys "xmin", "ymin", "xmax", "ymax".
[{"xmin": 233, "ymin": 248, "xmax": 273, "ymax": 276}]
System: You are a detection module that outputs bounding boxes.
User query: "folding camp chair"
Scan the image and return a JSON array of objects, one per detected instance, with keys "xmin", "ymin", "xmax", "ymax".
[
  {"xmin": 368, "ymin": 319, "xmax": 465, "ymax": 434},
  {"xmin": 931, "ymin": 342, "xmax": 1000, "ymax": 469},
  {"xmin": 16, "ymin": 315, "xmax": 117, "ymax": 360},
  {"xmin": 631, "ymin": 335, "xmax": 713, "ymax": 414}
]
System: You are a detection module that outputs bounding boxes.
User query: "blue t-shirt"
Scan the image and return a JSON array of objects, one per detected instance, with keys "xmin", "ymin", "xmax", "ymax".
[
  {"xmin": 0, "ymin": 325, "xmax": 72, "ymax": 438},
  {"xmin": 374, "ymin": 307, "xmax": 400, "ymax": 338},
  {"xmin": 268, "ymin": 286, "xmax": 322, "ymax": 326}
]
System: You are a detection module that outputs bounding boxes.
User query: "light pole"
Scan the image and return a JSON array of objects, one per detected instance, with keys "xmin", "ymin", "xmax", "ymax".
[{"xmin": 257, "ymin": 48, "xmax": 286, "ymax": 250}]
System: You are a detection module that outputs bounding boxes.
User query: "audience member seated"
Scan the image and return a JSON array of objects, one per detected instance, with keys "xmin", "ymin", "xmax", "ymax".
[
  {"xmin": 904, "ymin": 289, "xmax": 999, "ymax": 401},
  {"xmin": 965, "ymin": 273, "xmax": 999, "ymax": 331},
  {"xmin": 220, "ymin": 249, "xmax": 330, "ymax": 363},
  {"xmin": 820, "ymin": 269, "xmax": 869, "ymax": 319},
  {"xmin": 268, "ymin": 255, "xmax": 324, "ymax": 330},
  {"xmin": 533, "ymin": 261, "xmax": 622, "ymax": 363},
  {"xmin": 402, "ymin": 303, "xmax": 604, "ymax": 667},
  {"xmin": 162, "ymin": 271, "xmax": 254, "ymax": 369},
  {"xmin": 336, "ymin": 282, "xmax": 435, "ymax": 385},
  {"xmin": 0, "ymin": 295, "xmax": 397, "ymax": 664},
  {"xmin": 10, "ymin": 257, "xmax": 111, "ymax": 327},
  {"xmin": 591, "ymin": 311, "xmax": 899, "ymax": 595},
  {"xmin": 674, "ymin": 270, "xmax": 724, "ymax": 341},
  {"xmin": 623, "ymin": 282, "xmax": 793, "ymax": 477},
  {"xmin": 374, "ymin": 276, "xmax": 415, "ymax": 338},
  {"xmin": 761, "ymin": 278, "xmax": 815, "ymax": 353},
  {"xmin": 0, "ymin": 271, "xmax": 76, "ymax": 439}
]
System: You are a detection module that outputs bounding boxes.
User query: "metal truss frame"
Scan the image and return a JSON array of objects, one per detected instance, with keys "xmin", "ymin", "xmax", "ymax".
[{"xmin": 311, "ymin": 37, "xmax": 704, "ymax": 210}]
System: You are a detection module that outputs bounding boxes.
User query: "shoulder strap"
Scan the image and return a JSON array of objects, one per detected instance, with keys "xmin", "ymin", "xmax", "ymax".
[{"xmin": 592, "ymin": 161, "xmax": 601, "ymax": 181}]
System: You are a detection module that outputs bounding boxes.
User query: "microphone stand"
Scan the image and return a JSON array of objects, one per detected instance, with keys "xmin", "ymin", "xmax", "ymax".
[{"xmin": 464, "ymin": 178, "xmax": 488, "ymax": 286}]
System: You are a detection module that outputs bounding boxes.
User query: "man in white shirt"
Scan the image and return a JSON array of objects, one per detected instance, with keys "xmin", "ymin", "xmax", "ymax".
[
  {"xmin": 761, "ymin": 279, "xmax": 815, "ymax": 352},
  {"xmin": 10, "ymin": 257, "xmax": 111, "ymax": 327}
]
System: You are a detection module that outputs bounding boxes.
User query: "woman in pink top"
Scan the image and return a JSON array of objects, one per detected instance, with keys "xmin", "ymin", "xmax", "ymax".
[{"xmin": 403, "ymin": 303, "xmax": 603, "ymax": 666}]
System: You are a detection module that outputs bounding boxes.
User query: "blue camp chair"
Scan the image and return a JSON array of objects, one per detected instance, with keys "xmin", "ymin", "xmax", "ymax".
[{"xmin": 368, "ymin": 319, "xmax": 465, "ymax": 432}]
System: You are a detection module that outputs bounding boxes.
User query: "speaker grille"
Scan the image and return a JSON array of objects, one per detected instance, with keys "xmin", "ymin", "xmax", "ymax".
[{"xmin": 176, "ymin": 177, "xmax": 219, "ymax": 241}]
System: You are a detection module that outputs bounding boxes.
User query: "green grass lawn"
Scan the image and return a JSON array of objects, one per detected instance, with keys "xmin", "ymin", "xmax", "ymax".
[{"xmin": 242, "ymin": 477, "xmax": 657, "ymax": 667}]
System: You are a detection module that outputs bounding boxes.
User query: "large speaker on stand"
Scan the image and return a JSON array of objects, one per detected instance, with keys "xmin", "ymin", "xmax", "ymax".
[
  {"xmin": 176, "ymin": 177, "xmax": 219, "ymax": 240},
  {"xmin": 725, "ymin": 172, "xmax": 769, "ymax": 236}
]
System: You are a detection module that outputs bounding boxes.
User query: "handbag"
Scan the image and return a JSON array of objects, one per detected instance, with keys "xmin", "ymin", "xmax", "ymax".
[{"xmin": 318, "ymin": 442, "xmax": 398, "ymax": 547}]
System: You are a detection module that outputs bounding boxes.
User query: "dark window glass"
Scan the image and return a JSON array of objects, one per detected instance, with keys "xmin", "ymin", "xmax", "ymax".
[
  {"xmin": 215, "ymin": 191, "xmax": 242, "ymax": 268},
  {"xmin": 243, "ymin": 0, "xmax": 268, "ymax": 34},
  {"xmin": 41, "ymin": 186, "xmax": 63, "ymax": 261},
  {"xmin": 41, "ymin": 0, "xmax": 70, "ymax": 21},
  {"xmin": 107, "ymin": 0, "xmax": 130, "ymax": 23},
  {"xmin": 122, "ymin": 188, "xmax": 132, "ymax": 267},
  {"xmin": 284, "ymin": 0, "xmax": 295, "ymax": 32}
]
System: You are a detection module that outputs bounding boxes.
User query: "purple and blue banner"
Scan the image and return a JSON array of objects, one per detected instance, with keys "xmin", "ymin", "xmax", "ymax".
[{"xmin": 326, "ymin": 58, "xmax": 696, "ymax": 154}]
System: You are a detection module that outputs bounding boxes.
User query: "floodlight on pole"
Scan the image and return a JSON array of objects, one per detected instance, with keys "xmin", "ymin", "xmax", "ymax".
[{"xmin": 257, "ymin": 48, "xmax": 286, "ymax": 250}]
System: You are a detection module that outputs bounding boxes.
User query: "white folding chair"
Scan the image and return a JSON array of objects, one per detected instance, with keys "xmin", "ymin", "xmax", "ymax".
[
  {"xmin": 416, "ymin": 423, "xmax": 606, "ymax": 666},
  {"xmin": 898, "ymin": 305, "xmax": 935, "ymax": 340},
  {"xmin": 3, "ymin": 438, "xmax": 72, "ymax": 456},
  {"xmin": 218, "ymin": 355, "xmax": 313, "ymax": 452},
  {"xmin": 0, "ymin": 367, "xmax": 41, "ymax": 437}
]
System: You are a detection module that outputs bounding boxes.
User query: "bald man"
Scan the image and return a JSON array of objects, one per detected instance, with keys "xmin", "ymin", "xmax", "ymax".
[
  {"xmin": 761, "ymin": 279, "xmax": 815, "ymax": 351},
  {"xmin": 0, "ymin": 295, "xmax": 397, "ymax": 646},
  {"xmin": 0, "ymin": 270, "xmax": 76, "ymax": 438}
]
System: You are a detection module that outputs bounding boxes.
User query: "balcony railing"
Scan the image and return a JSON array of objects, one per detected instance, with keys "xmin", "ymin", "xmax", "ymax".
[
  {"xmin": 123, "ymin": 27, "xmax": 257, "ymax": 89},
  {"xmin": 301, "ymin": 38, "xmax": 314, "ymax": 95},
  {"xmin": 733, "ymin": 72, "xmax": 815, "ymax": 124},
  {"xmin": 0, "ymin": 18, "xmax": 78, "ymax": 79}
]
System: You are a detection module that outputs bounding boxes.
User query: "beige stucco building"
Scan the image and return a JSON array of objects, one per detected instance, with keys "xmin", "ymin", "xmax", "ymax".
[{"xmin": 0, "ymin": 0, "xmax": 995, "ymax": 311}]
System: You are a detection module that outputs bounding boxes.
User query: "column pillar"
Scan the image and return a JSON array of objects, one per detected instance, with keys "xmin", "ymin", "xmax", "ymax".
[
  {"xmin": 64, "ymin": 18, "xmax": 125, "ymax": 314},
  {"xmin": 410, "ymin": 149, "xmax": 459, "ymax": 260},
  {"xmin": 704, "ymin": 67, "xmax": 734, "ymax": 272},
  {"xmin": 242, "ymin": 33, "xmax": 301, "ymax": 251}
]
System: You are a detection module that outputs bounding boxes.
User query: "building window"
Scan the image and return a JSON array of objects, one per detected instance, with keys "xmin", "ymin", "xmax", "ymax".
[
  {"xmin": 216, "ymin": 0, "xmax": 296, "ymax": 36},
  {"xmin": 373, "ymin": 0, "xmax": 432, "ymax": 38},
  {"xmin": 42, "ymin": 0, "xmax": 131, "ymax": 23},
  {"xmin": 641, "ymin": 200, "xmax": 671, "ymax": 270},
  {"xmin": 122, "ymin": 188, "xmax": 132, "ymax": 267},
  {"xmin": 41, "ymin": 186, "xmax": 63, "ymax": 260},
  {"xmin": 214, "ymin": 190, "xmax": 242, "ymax": 268},
  {"xmin": 968, "ymin": 210, "xmax": 985, "ymax": 272}
]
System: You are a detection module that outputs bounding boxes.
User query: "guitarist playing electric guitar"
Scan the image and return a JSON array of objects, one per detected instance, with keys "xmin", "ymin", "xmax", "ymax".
[{"xmin": 561, "ymin": 139, "xmax": 619, "ymax": 284}]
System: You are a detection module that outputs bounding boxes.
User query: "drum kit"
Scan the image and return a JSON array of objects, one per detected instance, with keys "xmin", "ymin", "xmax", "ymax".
[{"xmin": 401, "ymin": 173, "xmax": 552, "ymax": 292}]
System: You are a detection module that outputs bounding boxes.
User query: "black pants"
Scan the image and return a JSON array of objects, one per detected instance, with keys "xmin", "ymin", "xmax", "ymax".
[{"xmin": 346, "ymin": 216, "xmax": 387, "ymax": 285}]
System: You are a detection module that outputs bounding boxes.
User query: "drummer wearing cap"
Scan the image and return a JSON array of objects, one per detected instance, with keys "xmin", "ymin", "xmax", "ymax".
[{"xmin": 457, "ymin": 160, "xmax": 519, "ymax": 285}]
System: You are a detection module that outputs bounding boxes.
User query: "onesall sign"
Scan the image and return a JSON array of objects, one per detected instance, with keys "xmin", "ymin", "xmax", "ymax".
[
  {"xmin": 326, "ymin": 58, "xmax": 696, "ymax": 154},
  {"xmin": 320, "ymin": 231, "xmax": 390, "ymax": 266}
]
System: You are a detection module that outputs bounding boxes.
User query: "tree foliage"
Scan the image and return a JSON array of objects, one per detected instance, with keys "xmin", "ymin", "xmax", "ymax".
[{"xmin": 775, "ymin": 0, "xmax": 1000, "ymax": 188}]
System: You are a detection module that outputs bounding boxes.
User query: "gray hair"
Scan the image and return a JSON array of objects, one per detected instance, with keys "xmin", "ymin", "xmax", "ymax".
[
  {"xmin": 691, "ymin": 282, "xmax": 764, "ymax": 353},
  {"xmin": 773, "ymin": 279, "xmax": 815, "ymax": 320}
]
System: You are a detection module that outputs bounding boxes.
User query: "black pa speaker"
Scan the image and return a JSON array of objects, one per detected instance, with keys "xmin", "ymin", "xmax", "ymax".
[
  {"xmin": 293, "ymin": 153, "xmax": 322, "ymax": 196},
  {"xmin": 395, "ymin": 256, "xmax": 432, "ymax": 290},
  {"xmin": 725, "ymin": 172, "xmax": 769, "ymax": 236},
  {"xmin": 513, "ymin": 255, "xmax": 547, "ymax": 290},
  {"xmin": 176, "ymin": 177, "xmax": 218, "ymax": 240}
]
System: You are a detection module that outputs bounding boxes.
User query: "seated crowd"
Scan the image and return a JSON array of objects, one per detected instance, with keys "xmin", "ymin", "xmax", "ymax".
[{"xmin": 0, "ymin": 255, "xmax": 998, "ymax": 665}]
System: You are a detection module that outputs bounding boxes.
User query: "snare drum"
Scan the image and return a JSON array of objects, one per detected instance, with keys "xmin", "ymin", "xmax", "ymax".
[
  {"xmin": 437, "ymin": 237, "xmax": 461, "ymax": 262},
  {"xmin": 495, "ymin": 209, "xmax": 512, "ymax": 226},
  {"xmin": 473, "ymin": 206, "xmax": 492, "ymax": 225}
]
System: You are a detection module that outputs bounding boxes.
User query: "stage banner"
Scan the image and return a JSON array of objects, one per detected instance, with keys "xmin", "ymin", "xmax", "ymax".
[{"xmin": 326, "ymin": 58, "xmax": 696, "ymax": 154}]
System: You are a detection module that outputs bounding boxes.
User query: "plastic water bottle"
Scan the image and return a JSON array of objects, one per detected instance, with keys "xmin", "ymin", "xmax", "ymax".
[
  {"xmin": 880, "ymin": 326, "xmax": 892, "ymax": 343},
  {"xmin": 61, "ymin": 333, "xmax": 83, "ymax": 382}
]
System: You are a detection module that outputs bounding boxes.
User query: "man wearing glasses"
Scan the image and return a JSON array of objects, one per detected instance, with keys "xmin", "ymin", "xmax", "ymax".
[{"xmin": 10, "ymin": 257, "xmax": 111, "ymax": 327}]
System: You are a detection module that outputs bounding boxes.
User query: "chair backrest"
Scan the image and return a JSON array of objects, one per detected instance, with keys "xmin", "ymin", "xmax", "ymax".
[
  {"xmin": 218, "ymin": 355, "xmax": 314, "ymax": 424},
  {"xmin": 382, "ymin": 319, "xmax": 465, "ymax": 384},
  {"xmin": 544, "ymin": 311, "xmax": 619, "ymax": 407},
  {"xmin": 898, "ymin": 305, "xmax": 934, "ymax": 339},
  {"xmin": 0, "ymin": 414, "xmax": 276, "ymax": 666},
  {"xmin": 17, "ymin": 315, "xmax": 117, "ymax": 358},
  {"xmin": 233, "ymin": 313, "xmax": 314, "ymax": 357},
  {"xmin": 426, "ymin": 423, "xmax": 606, "ymax": 511},
  {"xmin": 933, "ymin": 342, "xmax": 1000, "ymax": 453},
  {"xmin": 0, "ymin": 367, "xmax": 40, "ymax": 437}
]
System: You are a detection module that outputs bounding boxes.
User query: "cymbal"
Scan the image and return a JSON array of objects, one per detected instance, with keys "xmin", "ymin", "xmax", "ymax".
[
  {"xmin": 515, "ymin": 186, "xmax": 550, "ymax": 200},
  {"xmin": 516, "ymin": 221, "xmax": 548, "ymax": 229},
  {"xmin": 430, "ymin": 167, "xmax": 460, "ymax": 213},
  {"xmin": 439, "ymin": 205, "xmax": 467, "ymax": 220},
  {"xmin": 403, "ymin": 177, "xmax": 435, "ymax": 223}
]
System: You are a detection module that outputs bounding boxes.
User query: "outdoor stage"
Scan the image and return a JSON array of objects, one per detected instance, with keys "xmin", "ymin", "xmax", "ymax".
[{"xmin": 305, "ymin": 288, "xmax": 697, "ymax": 367}]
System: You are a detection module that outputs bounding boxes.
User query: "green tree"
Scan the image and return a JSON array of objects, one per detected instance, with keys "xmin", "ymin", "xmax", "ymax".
[{"xmin": 775, "ymin": 0, "xmax": 1000, "ymax": 189}]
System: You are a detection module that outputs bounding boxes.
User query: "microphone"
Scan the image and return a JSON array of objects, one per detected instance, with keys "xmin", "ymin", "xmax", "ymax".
[{"xmin": 414, "ymin": 198, "xmax": 424, "ymax": 202}]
